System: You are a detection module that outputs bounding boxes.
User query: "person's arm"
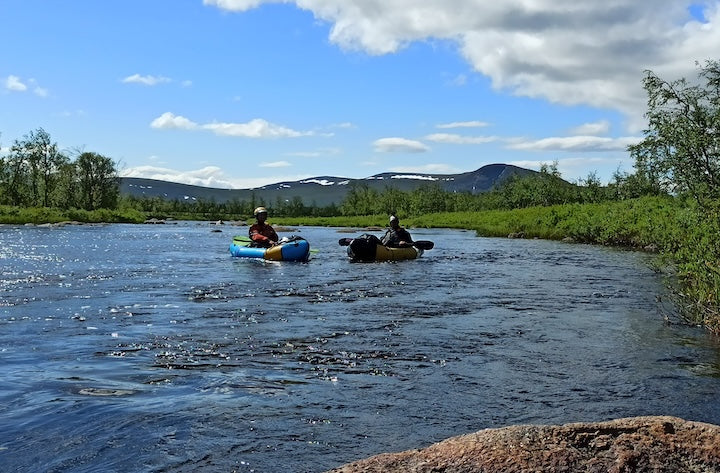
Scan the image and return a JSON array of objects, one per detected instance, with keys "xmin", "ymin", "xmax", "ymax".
[
  {"xmin": 397, "ymin": 229, "xmax": 413, "ymax": 246},
  {"xmin": 249, "ymin": 230, "xmax": 269, "ymax": 244},
  {"xmin": 249, "ymin": 225, "xmax": 275, "ymax": 245}
]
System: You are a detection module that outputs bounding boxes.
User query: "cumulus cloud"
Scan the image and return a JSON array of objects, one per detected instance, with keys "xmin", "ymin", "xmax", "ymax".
[
  {"xmin": 447, "ymin": 74, "xmax": 468, "ymax": 87},
  {"xmin": 5, "ymin": 75, "xmax": 27, "ymax": 91},
  {"xmin": 120, "ymin": 165, "xmax": 238, "ymax": 188},
  {"xmin": 570, "ymin": 120, "xmax": 611, "ymax": 136},
  {"xmin": 151, "ymin": 112, "xmax": 199, "ymax": 130},
  {"xmin": 59, "ymin": 109, "xmax": 87, "ymax": 118},
  {"xmin": 331, "ymin": 122, "xmax": 355, "ymax": 129},
  {"xmin": 286, "ymin": 147, "xmax": 342, "ymax": 157},
  {"xmin": 203, "ymin": 0, "xmax": 268, "ymax": 11},
  {"xmin": 259, "ymin": 160, "xmax": 292, "ymax": 168},
  {"xmin": 122, "ymin": 74, "xmax": 172, "ymax": 86},
  {"xmin": 204, "ymin": 1, "xmax": 720, "ymax": 132},
  {"xmin": 150, "ymin": 112, "xmax": 312, "ymax": 138},
  {"xmin": 203, "ymin": 118, "xmax": 309, "ymax": 138},
  {"xmin": 4, "ymin": 75, "xmax": 48, "ymax": 96},
  {"xmin": 425, "ymin": 133, "xmax": 497, "ymax": 144},
  {"xmin": 388, "ymin": 163, "xmax": 462, "ymax": 174},
  {"xmin": 373, "ymin": 137, "xmax": 430, "ymax": 153},
  {"xmin": 437, "ymin": 121, "xmax": 490, "ymax": 129},
  {"xmin": 120, "ymin": 164, "xmax": 313, "ymax": 189},
  {"xmin": 508, "ymin": 135, "xmax": 641, "ymax": 152}
]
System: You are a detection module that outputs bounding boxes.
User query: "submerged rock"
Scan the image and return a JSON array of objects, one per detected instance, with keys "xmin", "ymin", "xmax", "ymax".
[{"xmin": 326, "ymin": 416, "xmax": 720, "ymax": 473}]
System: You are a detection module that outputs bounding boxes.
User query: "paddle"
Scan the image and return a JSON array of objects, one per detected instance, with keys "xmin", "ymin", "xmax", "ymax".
[
  {"xmin": 338, "ymin": 237, "xmax": 434, "ymax": 250},
  {"xmin": 232, "ymin": 235, "xmax": 253, "ymax": 247}
]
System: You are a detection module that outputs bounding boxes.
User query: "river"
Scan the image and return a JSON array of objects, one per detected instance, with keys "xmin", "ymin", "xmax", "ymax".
[{"xmin": 1, "ymin": 222, "xmax": 719, "ymax": 472}]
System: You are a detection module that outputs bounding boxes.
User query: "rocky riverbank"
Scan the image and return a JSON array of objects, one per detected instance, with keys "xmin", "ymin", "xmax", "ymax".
[{"xmin": 326, "ymin": 416, "xmax": 720, "ymax": 472}]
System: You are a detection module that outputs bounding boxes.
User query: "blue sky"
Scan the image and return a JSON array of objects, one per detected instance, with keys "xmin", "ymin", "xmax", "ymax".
[{"xmin": 1, "ymin": 1, "xmax": 717, "ymax": 189}]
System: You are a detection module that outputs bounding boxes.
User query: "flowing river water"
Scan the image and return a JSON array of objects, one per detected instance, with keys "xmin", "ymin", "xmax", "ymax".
[{"xmin": 1, "ymin": 222, "xmax": 719, "ymax": 472}]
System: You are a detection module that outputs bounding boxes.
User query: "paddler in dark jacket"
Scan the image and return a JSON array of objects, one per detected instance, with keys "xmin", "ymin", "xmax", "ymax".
[
  {"xmin": 381, "ymin": 215, "xmax": 413, "ymax": 247},
  {"xmin": 249, "ymin": 207, "xmax": 279, "ymax": 248}
]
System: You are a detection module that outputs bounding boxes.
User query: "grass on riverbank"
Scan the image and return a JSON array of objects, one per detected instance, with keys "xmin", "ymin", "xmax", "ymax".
[
  {"xmin": 0, "ymin": 205, "xmax": 146, "ymax": 224},
  {"xmin": 278, "ymin": 196, "xmax": 678, "ymax": 248}
]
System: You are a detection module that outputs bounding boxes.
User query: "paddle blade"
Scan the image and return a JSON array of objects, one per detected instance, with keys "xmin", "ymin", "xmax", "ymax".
[
  {"xmin": 338, "ymin": 238, "xmax": 353, "ymax": 246},
  {"xmin": 413, "ymin": 240, "xmax": 434, "ymax": 250},
  {"xmin": 232, "ymin": 235, "xmax": 253, "ymax": 247}
]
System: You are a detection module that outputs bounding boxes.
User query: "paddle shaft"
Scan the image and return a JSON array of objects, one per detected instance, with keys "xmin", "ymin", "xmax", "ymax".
[{"xmin": 338, "ymin": 237, "xmax": 433, "ymax": 250}]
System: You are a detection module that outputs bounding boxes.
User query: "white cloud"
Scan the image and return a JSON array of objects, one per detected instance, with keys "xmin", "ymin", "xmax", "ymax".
[
  {"xmin": 260, "ymin": 160, "xmax": 292, "ymax": 168},
  {"xmin": 120, "ymin": 164, "xmax": 313, "ymax": 189},
  {"xmin": 204, "ymin": 1, "xmax": 720, "ymax": 132},
  {"xmin": 436, "ymin": 121, "xmax": 489, "ymax": 129},
  {"xmin": 286, "ymin": 147, "xmax": 342, "ymax": 157},
  {"xmin": 373, "ymin": 137, "xmax": 429, "ymax": 153},
  {"xmin": 5, "ymin": 75, "xmax": 27, "ymax": 91},
  {"xmin": 122, "ymin": 74, "xmax": 172, "ymax": 86},
  {"xmin": 570, "ymin": 120, "xmax": 611, "ymax": 136},
  {"xmin": 425, "ymin": 133, "xmax": 497, "ymax": 144},
  {"xmin": 120, "ymin": 165, "xmax": 238, "ymax": 188},
  {"xmin": 59, "ymin": 109, "xmax": 87, "ymax": 118},
  {"xmin": 202, "ymin": 0, "xmax": 269, "ymax": 11},
  {"xmin": 150, "ymin": 113, "xmax": 311, "ymax": 138},
  {"xmin": 287, "ymin": 151, "xmax": 322, "ymax": 157},
  {"xmin": 508, "ymin": 135, "xmax": 641, "ymax": 152},
  {"xmin": 4, "ymin": 76, "xmax": 49, "ymax": 97},
  {"xmin": 202, "ymin": 118, "xmax": 309, "ymax": 138},
  {"xmin": 388, "ymin": 163, "xmax": 462, "ymax": 174},
  {"xmin": 150, "ymin": 112, "xmax": 199, "ymax": 130},
  {"xmin": 448, "ymin": 74, "xmax": 467, "ymax": 86}
]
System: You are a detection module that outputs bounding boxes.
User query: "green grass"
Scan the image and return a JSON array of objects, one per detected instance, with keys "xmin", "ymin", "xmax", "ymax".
[
  {"xmin": 0, "ymin": 206, "xmax": 146, "ymax": 224},
  {"xmin": 279, "ymin": 197, "xmax": 677, "ymax": 248}
]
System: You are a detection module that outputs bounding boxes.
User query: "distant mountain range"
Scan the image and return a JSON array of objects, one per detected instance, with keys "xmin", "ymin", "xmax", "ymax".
[{"xmin": 119, "ymin": 163, "xmax": 537, "ymax": 207}]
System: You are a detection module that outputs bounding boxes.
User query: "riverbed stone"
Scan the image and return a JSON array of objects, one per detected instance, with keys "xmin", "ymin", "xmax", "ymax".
[{"xmin": 325, "ymin": 416, "xmax": 720, "ymax": 473}]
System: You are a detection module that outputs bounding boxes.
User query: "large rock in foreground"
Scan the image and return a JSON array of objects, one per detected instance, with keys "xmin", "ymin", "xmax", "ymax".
[{"xmin": 326, "ymin": 416, "xmax": 720, "ymax": 472}]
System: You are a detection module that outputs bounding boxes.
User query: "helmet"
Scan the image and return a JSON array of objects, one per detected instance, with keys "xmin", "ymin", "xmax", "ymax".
[
  {"xmin": 254, "ymin": 206, "xmax": 268, "ymax": 216},
  {"xmin": 389, "ymin": 215, "xmax": 398, "ymax": 224}
]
